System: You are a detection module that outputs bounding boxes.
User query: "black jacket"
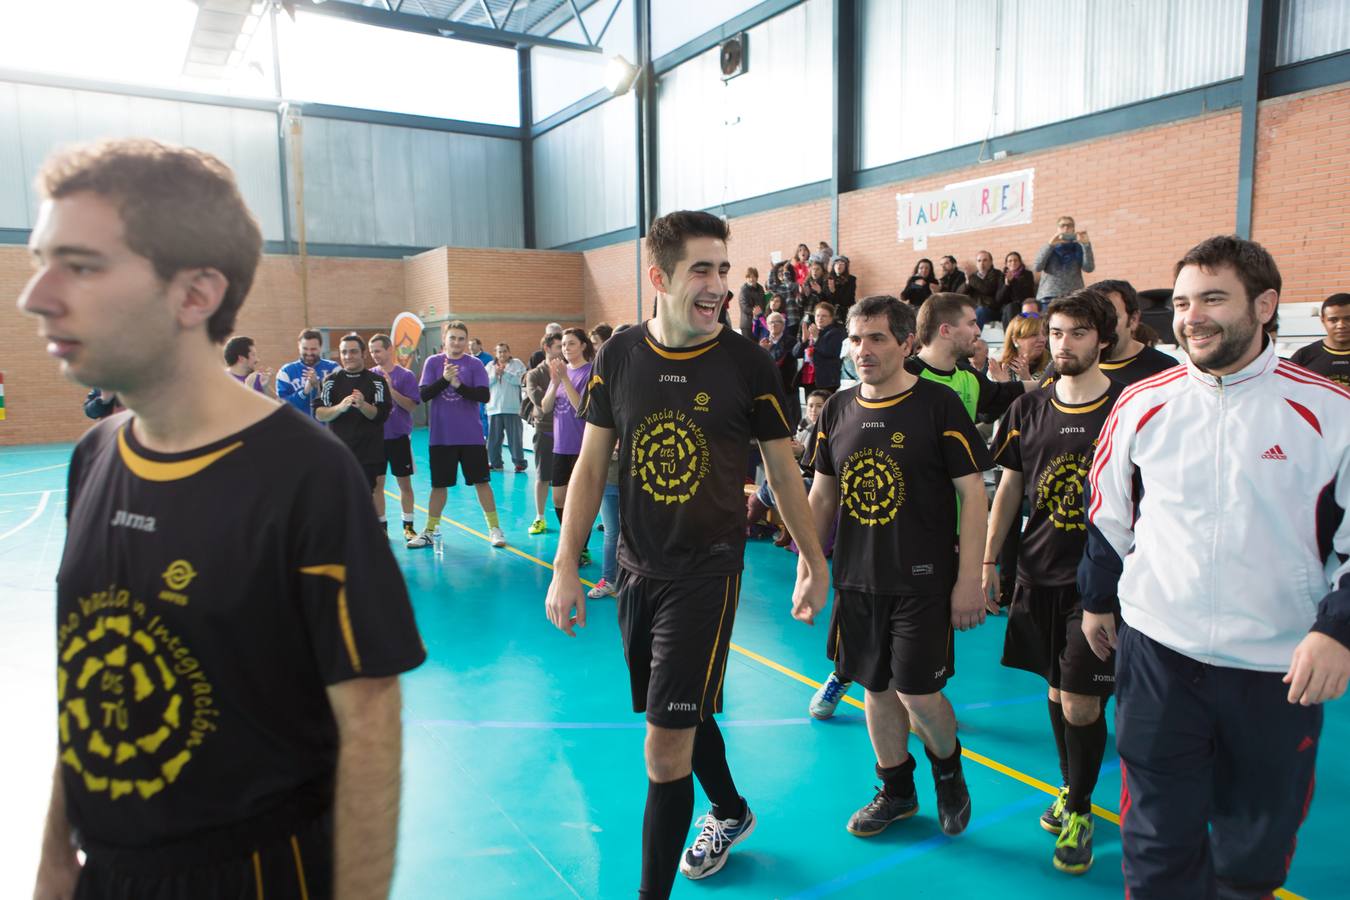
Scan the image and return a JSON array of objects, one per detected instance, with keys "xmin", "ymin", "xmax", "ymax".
[
  {"xmin": 961, "ymin": 269, "xmax": 1001, "ymax": 305},
  {"xmin": 938, "ymin": 269, "xmax": 967, "ymax": 293},
  {"xmin": 738, "ymin": 283, "xmax": 765, "ymax": 335},
  {"xmin": 901, "ymin": 276, "xmax": 937, "ymax": 306},
  {"xmin": 995, "ymin": 269, "xmax": 1037, "ymax": 311}
]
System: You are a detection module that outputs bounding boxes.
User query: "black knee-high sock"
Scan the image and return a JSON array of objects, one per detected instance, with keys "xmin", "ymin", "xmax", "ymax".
[
  {"xmin": 1064, "ymin": 711, "xmax": 1108, "ymax": 815},
  {"xmin": 692, "ymin": 718, "xmax": 745, "ymax": 821},
  {"xmin": 1048, "ymin": 699, "xmax": 1069, "ymax": 785},
  {"xmin": 554, "ymin": 506, "xmax": 588, "ymax": 548},
  {"xmin": 639, "ymin": 775, "xmax": 694, "ymax": 899}
]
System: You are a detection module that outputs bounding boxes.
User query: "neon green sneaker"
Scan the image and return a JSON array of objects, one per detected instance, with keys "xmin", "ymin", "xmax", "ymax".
[
  {"xmin": 528, "ymin": 517, "xmax": 547, "ymax": 535},
  {"xmin": 1053, "ymin": 811, "xmax": 1094, "ymax": 875}
]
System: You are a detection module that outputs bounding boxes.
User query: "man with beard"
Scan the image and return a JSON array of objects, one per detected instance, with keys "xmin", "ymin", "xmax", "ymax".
[
  {"xmin": 277, "ymin": 328, "xmax": 338, "ymax": 419},
  {"xmin": 1290, "ymin": 293, "xmax": 1350, "ymax": 387},
  {"xmin": 983, "ymin": 289, "xmax": 1122, "ymax": 875},
  {"xmin": 316, "ymin": 333, "xmax": 393, "ymax": 493},
  {"xmin": 1037, "ymin": 279, "xmax": 1179, "ymax": 388},
  {"xmin": 1080, "ymin": 235, "xmax": 1350, "ymax": 899},
  {"xmin": 807, "ymin": 295, "xmax": 990, "ymax": 839}
]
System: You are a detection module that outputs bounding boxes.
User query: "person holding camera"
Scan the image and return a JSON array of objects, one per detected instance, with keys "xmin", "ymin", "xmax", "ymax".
[{"xmin": 1034, "ymin": 216, "xmax": 1095, "ymax": 304}]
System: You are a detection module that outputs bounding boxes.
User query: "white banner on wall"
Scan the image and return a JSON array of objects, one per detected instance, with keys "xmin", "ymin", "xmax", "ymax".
[{"xmin": 896, "ymin": 168, "xmax": 1035, "ymax": 247}]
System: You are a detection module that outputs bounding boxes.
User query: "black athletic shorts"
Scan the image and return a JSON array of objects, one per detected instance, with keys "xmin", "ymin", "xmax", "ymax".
[
  {"xmin": 383, "ymin": 435, "xmax": 414, "ymax": 477},
  {"xmin": 429, "ymin": 444, "xmax": 489, "ymax": 487},
  {"xmin": 617, "ymin": 570, "xmax": 742, "ymax": 729},
  {"xmin": 828, "ymin": 589, "xmax": 954, "ymax": 695},
  {"xmin": 1002, "ymin": 582, "xmax": 1116, "ymax": 696},
  {"xmin": 75, "ymin": 811, "xmax": 332, "ymax": 900},
  {"xmin": 533, "ymin": 429, "xmax": 554, "ymax": 481},
  {"xmin": 552, "ymin": 452, "xmax": 579, "ymax": 488}
]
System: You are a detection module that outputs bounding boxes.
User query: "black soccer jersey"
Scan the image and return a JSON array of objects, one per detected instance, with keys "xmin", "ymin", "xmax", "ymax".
[
  {"xmin": 813, "ymin": 379, "xmax": 991, "ymax": 595},
  {"xmin": 991, "ymin": 382, "xmax": 1123, "ymax": 586},
  {"xmin": 1289, "ymin": 340, "xmax": 1350, "ymax": 387},
  {"xmin": 319, "ymin": 368, "xmax": 391, "ymax": 466},
  {"xmin": 585, "ymin": 323, "xmax": 792, "ymax": 578},
  {"xmin": 56, "ymin": 408, "xmax": 425, "ymax": 849},
  {"xmin": 1040, "ymin": 346, "xmax": 1179, "ymax": 388}
]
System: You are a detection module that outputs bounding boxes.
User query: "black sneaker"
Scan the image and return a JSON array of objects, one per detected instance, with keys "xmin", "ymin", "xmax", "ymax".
[
  {"xmin": 1053, "ymin": 811, "xmax": 1094, "ymax": 874},
  {"xmin": 846, "ymin": 786, "xmax": 918, "ymax": 836},
  {"xmin": 933, "ymin": 761, "xmax": 972, "ymax": 836},
  {"xmin": 1040, "ymin": 785, "xmax": 1069, "ymax": 834}
]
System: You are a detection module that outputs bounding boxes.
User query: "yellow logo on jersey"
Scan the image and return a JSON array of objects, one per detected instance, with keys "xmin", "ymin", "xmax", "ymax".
[
  {"xmin": 890, "ymin": 432, "xmax": 906, "ymax": 449},
  {"xmin": 161, "ymin": 560, "xmax": 197, "ymax": 592},
  {"xmin": 631, "ymin": 409, "xmax": 710, "ymax": 504},
  {"xmin": 694, "ymin": 391, "xmax": 711, "ymax": 412},
  {"xmin": 1035, "ymin": 451, "xmax": 1089, "ymax": 531},
  {"xmin": 840, "ymin": 448, "xmax": 905, "ymax": 527},
  {"xmin": 57, "ymin": 587, "xmax": 217, "ymax": 803}
]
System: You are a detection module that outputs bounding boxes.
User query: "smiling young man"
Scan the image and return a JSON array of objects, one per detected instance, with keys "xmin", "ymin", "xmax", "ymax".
[
  {"xmin": 21, "ymin": 140, "xmax": 424, "ymax": 900},
  {"xmin": 983, "ymin": 289, "xmax": 1122, "ymax": 874},
  {"xmin": 544, "ymin": 211, "xmax": 829, "ymax": 898},
  {"xmin": 222, "ymin": 335, "xmax": 275, "ymax": 396},
  {"xmin": 315, "ymin": 333, "xmax": 392, "ymax": 497},
  {"xmin": 1290, "ymin": 292, "xmax": 1350, "ymax": 387},
  {"xmin": 408, "ymin": 320, "xmax": 506, "ymax": 549},
  {"xmin": 806, "ymin": 295, "xmax": 991, "ymax": 841},
  {"xmin": 1080, "ymin": 236, "xmax": 1350, "ymax": 899}
]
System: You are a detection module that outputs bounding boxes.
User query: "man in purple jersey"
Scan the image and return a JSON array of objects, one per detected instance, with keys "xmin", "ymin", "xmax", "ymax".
[
  {"xmin": 222, "ymin": 334, "xmax": 274, "ymax": 396},
  {"xmin": 408, "ymin": 319, "xmax": 506, "ymax": 549},
  {"xmin": 371, "ymin": 333, "xmax": 420, "ymax": 541}
]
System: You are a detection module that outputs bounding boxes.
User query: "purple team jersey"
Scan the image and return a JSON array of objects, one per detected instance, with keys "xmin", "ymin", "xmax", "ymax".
[
  {"xmin": 230, "ymin": 371, "xmax": 266, "ymax": 393},
  {"xmin": 421, "ymin": 353, "xmax": 489, "ymax": 446},
  {"xmin": 378, "ymin": 365, "xmax": 419, "ymax": 439},
  {"xmin": 552, "ymin": 361, "xmax": 593, "ymax": 455}
]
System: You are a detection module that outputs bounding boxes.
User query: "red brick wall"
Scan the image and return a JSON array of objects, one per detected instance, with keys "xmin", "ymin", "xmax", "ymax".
[
  {"xmin": 583, "ymin": 240, "xmax": 639, "ymax": 330},
  {"xmin": 1250, "ymin": 84, "xmax": 1350, "ymax": 305}
]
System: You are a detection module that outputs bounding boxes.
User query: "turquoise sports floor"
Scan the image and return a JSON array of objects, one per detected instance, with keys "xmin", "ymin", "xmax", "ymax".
[{"xmin": 1, "ymin": 432, "xmax": 1342, "ymax": 898}]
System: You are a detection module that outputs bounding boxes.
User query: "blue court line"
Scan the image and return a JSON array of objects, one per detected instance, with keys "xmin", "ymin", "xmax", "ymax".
[
  {"xmin": 955, "ymin": 694, "xmax": 1046, "ymax": 712},
  {"xmin": 412, "ymin": 717, "xmax": 819, "ymax": 730},
  {"xmin": 784, "ymin": 793, "xmax": 1046, "ymax": 900}
]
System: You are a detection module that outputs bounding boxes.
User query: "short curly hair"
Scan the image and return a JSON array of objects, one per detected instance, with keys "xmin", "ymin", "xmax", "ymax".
[{"xmin": 37, "ymin": 139, "xmax": 262, "ymax": 343}]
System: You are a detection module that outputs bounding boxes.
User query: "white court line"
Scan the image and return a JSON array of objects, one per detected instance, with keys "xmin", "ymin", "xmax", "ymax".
[
  {"xmin": 0, "ymin": 463, "xmax": 68, "ymax": 480},
  {"xmin": 0, "ymin": 491, "xmax": 51, "ymax": 542},
  {"xmin": 0, "ymin": 488, "xmax": 67, "ymax": 499}
]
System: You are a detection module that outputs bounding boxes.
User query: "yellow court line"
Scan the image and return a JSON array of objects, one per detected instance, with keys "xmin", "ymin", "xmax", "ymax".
[{"xmin": 401, "ymin": 495, "xmax": 1307, "ymax": 900}]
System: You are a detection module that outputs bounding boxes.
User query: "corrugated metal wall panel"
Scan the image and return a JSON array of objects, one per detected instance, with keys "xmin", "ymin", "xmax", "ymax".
[
  {"xmin": 859, "ymin": 0, "xmax": 1246, "ymax": 172},
  {"xmin": 656, "ymin": 0, "xmax": 831, "ymax": 214},
  {"xmin": 299, "ymin": 117, "xmax": 524, "ymax": 248},
  {"xmin": 0, "ymin": 80, "xmax": 285, "ymax": 239},
  {"xmin": 533, "ymin": 97, "xmax": 636, "ymax": 248},
  {"xmin": 651, "ymin": 0, "xmax": 766, "ymax": 59},
  {"xmin": 1278, "ymin": 0, "xmax": 1350, "ymax": 65}
]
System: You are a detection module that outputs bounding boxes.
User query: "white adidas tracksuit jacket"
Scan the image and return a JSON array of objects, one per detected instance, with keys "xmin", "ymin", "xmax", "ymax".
[{"xmin": 1079, "ymin": 341, "xmax": 1350, "ymax": 671}]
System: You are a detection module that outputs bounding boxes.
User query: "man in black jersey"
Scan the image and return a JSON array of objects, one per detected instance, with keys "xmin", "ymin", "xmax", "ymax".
[
  {"xmin": 1039, "ymin": 279, "xmax": 1179, "ymax": 387},
  {"xmin": 316, "ymin": 333, "xmax": 392, "ymax": 493},
  {"xmin": 808, "ymin": 295, "xmax": 992, "ymax": 840},
  {"xmin": 984, "ymin": 289, "xmax": 1122, "ymax": 875},
  {"xmin": 544, "ymin": 211, "xmax": 829, "ymax": 898},
  {"xmin": 21, "ymin": 140, "xmax": 424, "ymax": 900},
  {"xmin": 1290, "ymin": 293, "xmax": 1350, "ymax": 386}
]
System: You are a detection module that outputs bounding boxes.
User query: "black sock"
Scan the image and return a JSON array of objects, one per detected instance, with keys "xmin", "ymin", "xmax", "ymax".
[
  {"xmin": 639, "ymin": 775, "xmax": 694, "ymax": 899},
  {"xmin": 876, "ymin": 756, "xmax": 916, "ymax": 799},
  {"xmin": 1064, "ymin": 710, "xmax": 1108, "ymax": 815},
  {"xmin": 692, "ymin": 718, "xmax": 745, "ymax": 821},
  {"xmin": 554, "ymin": 506, "xmax": 565, "ymax": 526},
  {"xmin": 1048, "ymin": 699, "xmax": 1069, "ymax": 785},
  {"xmin": 924, "ymin": 737, "xmax": 963, "ymax": 776}
]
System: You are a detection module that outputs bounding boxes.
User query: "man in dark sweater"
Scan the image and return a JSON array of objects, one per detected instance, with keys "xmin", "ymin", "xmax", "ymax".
[
  {"xmin": 960, "ymin": 251, "xmax": 1001, "ymax": 328},
  {"xmin": 316, "ymin": 333, "xmax": 392, "ymax": 494}
]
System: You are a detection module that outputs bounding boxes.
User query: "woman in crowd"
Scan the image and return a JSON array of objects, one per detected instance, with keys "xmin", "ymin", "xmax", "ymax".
[
  {"xmin": 540, "ymin": 327, "xmax": 596, "ymax": 565},
  {"xmin": 827, "ymin": 255, "xmax": 856, "ymax": 319},
  {"xmin": 792, "ymin": 243, "xmax": 812, "ymax": 284},
  {"xmin": 996, "ymin": 250, "xmax": 1037, "ymax": 325},
  {"xmin": 999, "ymin": 312, "xmax": 1051, "ymax": 381},
  {"xmin": 901, "ymin": 257, "xmax": 939, "ymax": 307},
  {"xmin": 800, "ymin": 259, "xmax": 830, "ymax": 320}
]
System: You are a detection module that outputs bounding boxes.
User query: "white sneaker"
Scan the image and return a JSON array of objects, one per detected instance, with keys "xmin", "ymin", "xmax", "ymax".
[
  {"xmin": 488, "ymin": 526, "xmax": 506, "ymax": 548},
  {"xmin": 406, "ymin": 529, "xmax": 436, "ymax": 549},
  {"xmin": 587, "ymin": 578, "xmax": 618, "ymax": 599}
]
